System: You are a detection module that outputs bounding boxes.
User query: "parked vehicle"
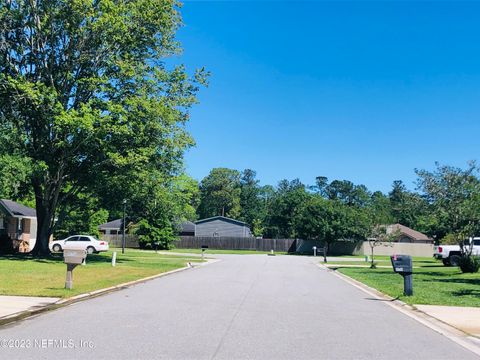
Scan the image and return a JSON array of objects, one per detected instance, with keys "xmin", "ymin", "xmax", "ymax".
[
  {"xmin": 434, "ymin": 237, "xmax": 480, "ymax": 266},
  {"xmin": 49, "ymin": 235, "xmax": 109, "ymax": 254}
]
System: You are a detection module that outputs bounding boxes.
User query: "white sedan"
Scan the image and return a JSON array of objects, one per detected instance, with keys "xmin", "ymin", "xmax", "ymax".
[{"xmin": 50, "ymin": 235, "xmax": 109, "ymax": 254}]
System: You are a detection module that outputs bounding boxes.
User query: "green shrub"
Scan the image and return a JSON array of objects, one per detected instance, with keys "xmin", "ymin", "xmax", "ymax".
[
  {"xmin": 458, "ymin": 255, "xmax": 480, "ymax": 273},
  {"xmin": 133, "ymin": 219, "xmax": 177, "ymax": 250}
]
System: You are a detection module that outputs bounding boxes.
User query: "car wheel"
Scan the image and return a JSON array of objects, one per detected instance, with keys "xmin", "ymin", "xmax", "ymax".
[
  {"xmin": 53, "ymin": 244, "xmax": 62, "ymax": 252},
  {"xmin": 86, "ymin": 246, "xmax": 95, "ymax": 255},
  {"xmin": 449, "ymin": 255, "xmax": 461, "ymax": 267},
  {"xmin": 442, "ymin": 259, "xmax": 451, "ymax": 266}
]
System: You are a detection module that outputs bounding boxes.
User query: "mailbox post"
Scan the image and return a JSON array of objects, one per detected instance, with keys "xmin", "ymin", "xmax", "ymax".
[
  {"xmin": 201, "ymin": 245, "xmax": 208, "ymax": 260},
  {"xmin": 390, "ymin": 255, "xmax": 413, "ymax": 296},
  {"xmin": 64, "ymin": 249, "xmax": 87, "ymax": 289},
  {"xmin": 313, "ymin": 246, "xmax": 317, "ymax": 257}
]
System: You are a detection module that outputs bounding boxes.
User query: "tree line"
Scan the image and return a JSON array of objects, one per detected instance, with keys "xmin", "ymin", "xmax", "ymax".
[
  {"xmin": 2, "ymin": 146, "xmax": 480, "ymax": 252},
  {"xmin": 196, "ymin": 164, "xmax": 480, "ymax": 248}
]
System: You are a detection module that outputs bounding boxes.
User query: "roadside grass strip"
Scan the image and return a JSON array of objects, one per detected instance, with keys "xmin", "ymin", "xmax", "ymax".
[
  {"xmin": 0, "ymin": 249, "xmax": 203, "ymax": 298},
  {"xmin": 329, "ymin": 257, "xmax": 480, "ymax": 307}
]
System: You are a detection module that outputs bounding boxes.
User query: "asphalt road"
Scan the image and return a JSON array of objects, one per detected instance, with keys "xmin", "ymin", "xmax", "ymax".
[{"xmin": 0, "ymin": 255, "xmax": 478, "ymax": 360}]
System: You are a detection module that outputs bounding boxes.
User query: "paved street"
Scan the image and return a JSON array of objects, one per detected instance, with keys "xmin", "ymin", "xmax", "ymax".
[{"xmin": 0, "ymin": 255, "xmax": 478, "ymax": 360}]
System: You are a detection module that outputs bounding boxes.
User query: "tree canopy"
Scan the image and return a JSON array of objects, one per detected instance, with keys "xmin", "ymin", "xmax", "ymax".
[
  {"xmin": 197, "ymin": 168, "xmax": 241, "ymax": 219},
  {"xmin": 0, "ymin": 0, "xmax": 207, "ymax": 254},
  {"xmin": 415, "ymin": 162, "xmax": 480, "ymax": 241}
]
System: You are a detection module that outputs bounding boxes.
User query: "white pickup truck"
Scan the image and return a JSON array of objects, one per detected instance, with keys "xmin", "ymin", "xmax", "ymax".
[{"xmin": 434, "ymin": 238, "xmax": 480, "ymax": 266}]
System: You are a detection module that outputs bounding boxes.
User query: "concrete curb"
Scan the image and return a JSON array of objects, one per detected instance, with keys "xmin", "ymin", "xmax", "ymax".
[
  {"xmin": 0, "ymin": 258, "xmax": 220, "ymax": 328},
  {"xmin": 317, "ymin": 263, "xmax": 480, "ymax": 357}
]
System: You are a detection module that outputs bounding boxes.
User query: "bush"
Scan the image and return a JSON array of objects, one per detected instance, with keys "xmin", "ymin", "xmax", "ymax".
[
  {"xmin": 133, "ymin": 219, "xmax": 177, "ymax": 250},
  {"xmin": 458, "ymin": 255, "xmax": 480, "ymax": 273}
]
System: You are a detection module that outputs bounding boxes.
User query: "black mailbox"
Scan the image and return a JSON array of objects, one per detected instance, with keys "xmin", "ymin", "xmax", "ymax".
[
  {"xmin": 390, "ymin": 255, "xmax": 412, "ymax": 274},
  {"xmin": 390, "ymin": 254, "xmax": 413, "ymax": 296},
  {"xmin": 201, "ymin": 245, "xmax": 208, "ymax": 249}
]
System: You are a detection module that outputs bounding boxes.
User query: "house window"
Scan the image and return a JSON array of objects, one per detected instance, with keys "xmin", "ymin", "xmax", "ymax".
[{"xmin": 0, "ymin": 216, "xmax": 4, "ymax": 229}]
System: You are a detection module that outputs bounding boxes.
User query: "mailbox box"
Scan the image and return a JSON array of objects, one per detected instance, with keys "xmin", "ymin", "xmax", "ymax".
[
  {"xmin": 390, "ymin": 255, "xmax": 412, "ymax": 274},
  {"xmin": 201, "ymin": 245, "xmax": 208, "ymax": 249},
  {"xmin": 64, "ymin": 249, "xmax": 87, "ymax": 265}
]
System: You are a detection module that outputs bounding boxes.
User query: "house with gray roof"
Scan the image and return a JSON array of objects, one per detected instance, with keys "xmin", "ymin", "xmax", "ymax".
[
  {"xmin": 99, "ymin": 219, "xmax": 123, "ymax": 235},
  {"xmin": 0, "ymin": 199, "xmax": 37, "ymax": 253},
  {"xmin": 179, "ymin": 221, "xmax": 195, "ymax": 236},
  {"xmin": 98, "ymin": 219, "xmax": 196, "ymax": 236},
  {"xmin": 195, "ymin": 216, "xmax": 252, "ymax": 238}
]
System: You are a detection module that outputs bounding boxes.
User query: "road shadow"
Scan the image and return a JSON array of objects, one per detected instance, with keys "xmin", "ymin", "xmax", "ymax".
[
  {"xmin": 452, "ymin": 289, "xmax": 480, "ymax": 297},
  {"xmin": 415, "ymin": 271, "xmax": 455, "ymax": 277},
  {"xmin": 436, "ymin": 278, "xmax": 480, "ymax": 285},
  {"xmin": 417, "ymin": 264, "xmax": 446, "ymax": 268},
  {"xmin": 364, "ymin": 297, "xmax": 399, "ymax": 302}
]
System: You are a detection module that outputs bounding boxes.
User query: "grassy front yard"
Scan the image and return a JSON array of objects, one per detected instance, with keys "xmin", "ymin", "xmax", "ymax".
[
  {"xmin": 328, "ymin": 257, "xmax": 480, "ymax": 307},
  {"xmin": 0, "ymin": 249, "xmax": 202, "ymax": 298}
]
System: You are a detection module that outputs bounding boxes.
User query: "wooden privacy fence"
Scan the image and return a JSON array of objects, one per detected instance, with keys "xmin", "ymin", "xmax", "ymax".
[
  {"xmin": 100, "ymin": 234, "xmax": 297, "ymax": 252},
  {"xmin": 100, "ymin": 233, "xmax": 433, "ymax": 257},
  {"xmin": 101, "ymin": 234, "xmax": 296, "ymax": 252},
  {"xmin": 175, "ymin": 236, "xmax": 297, "ymax": 252},
  {"xmin": 101, "ymin": 234, "xmax": 140, "ymax": 248}
]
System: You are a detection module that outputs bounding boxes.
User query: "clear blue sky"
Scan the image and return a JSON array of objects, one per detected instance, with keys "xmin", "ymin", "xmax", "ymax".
[{"xmin": 175, "ymin": 1, "xmax": 480, "ymax": 193}]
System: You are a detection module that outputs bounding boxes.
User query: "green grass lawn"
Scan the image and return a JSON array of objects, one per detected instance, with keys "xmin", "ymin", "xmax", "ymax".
[
  {"xmin": 325, "ymin": 261, "xmax": 390, "ymax": 266},
  {"xmin": 330, "ymin": 257, "xmax": 480, "ymax": 307},
  {"xmin": 0, "ymin": 249, "xmax": 202, "ymax": 298},
  {"xmin": 167, "ymin": 248, "xmax": 286, "ymax": 255}
]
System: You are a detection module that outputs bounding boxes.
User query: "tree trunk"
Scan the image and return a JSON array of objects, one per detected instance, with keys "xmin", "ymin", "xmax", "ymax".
[
  {"xmin": 30, "ymin": 178, "xmax": 59, "ymax": 257},
  {"xmin": 31, "ymin": 199, "xmax": 53, "ymax": 257},
  {"xmin": 323, "ymin": 242, "xmax": 328, "ymax": 263},
  {"xmin": 29, "ymin": 160, "xmax": 67, "ymax": 257}
]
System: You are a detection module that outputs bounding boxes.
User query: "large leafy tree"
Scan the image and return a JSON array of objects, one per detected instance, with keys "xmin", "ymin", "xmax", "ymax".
[
  {"xmin": 388, "ymin": 180, "xmax": 428, "ymax": 230},
  {"xmin": 296, "ymin": 196, "xmax": 371, "ymax": 261},
  {"xmin": 314, "ymin": 176, "xmax": 371, "ymax": 207},
  {"xmin": 239, "ymin": 169, "xmax": 263, "ymax": 230},
  {"xmin": 368, "ymin": 191, "xmax": 394, "ymax": 225},
  {"xmin": 0, "ymin": 154, "xmax": 32, "ymax": 202},
  {"xmin": 0, "ymin": 0, "xmax": 206, "ymax": 255},
  {"xmin": 264, "ymin": 179, "xmax": 309, "ymax": 238},
  {"xmin": 415, "ymin": 162, "xmax": 480, "ymax": 242},
  {"xmin": 54, "ymin": 191, "xmax": 108, "ymax": 239},
  {"xmin": 197, "ymin": 168, "xmax": 241, "ymax": 219},
  {"xmin": 129, "ymin": 171, "xmax": 198, "ymax": 249}
]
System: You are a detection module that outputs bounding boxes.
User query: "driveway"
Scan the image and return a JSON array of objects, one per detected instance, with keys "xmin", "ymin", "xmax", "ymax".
[{"xmin": 0, "ymin": 255, "xmax": 478, "ymax": 359}]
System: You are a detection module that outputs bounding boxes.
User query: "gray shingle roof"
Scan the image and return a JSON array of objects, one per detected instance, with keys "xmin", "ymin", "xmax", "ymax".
[
  {"xmin": 0, "ymin": 199, "xmax": 36, "ymax": 217},
  {"xmin": 195, "ymin": 216, "xmax": 248, "ymax": 226},
  {"xmin": 180, "ymin": 221, "xmax": 195, "ymax": 233},
  {"xmin": 98, "ymin": 219, "xmax": 122, "ymax": 230}
]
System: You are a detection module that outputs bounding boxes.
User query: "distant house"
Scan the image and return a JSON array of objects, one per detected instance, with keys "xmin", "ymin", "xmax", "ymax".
[
  {"xmin": 386, "ymin": 224, "xmax": 433, "ymax": 244},
  {"xmin": 195, "ymin": 216, "xmax": 252, "ymax": 238},
  {"xmin": 179, "ymin": 221, "xmax": 195, "ymax": 236},
  {"xmin": 99, "ymin": 219, "xmax": 196, "ymax": 236},
  {"xmin": 0, "ymin": 199, "xmax": 37, "ymax": 253},
  {"xmin": 98, "ymin": 219, "xmax": 122, "ymax": 235}
]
